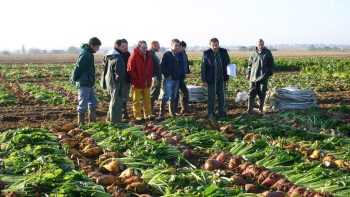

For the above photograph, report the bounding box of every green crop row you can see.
[20,83,70,105]
[0,85,16,107]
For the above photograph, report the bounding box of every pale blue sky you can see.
[1,0,349,50]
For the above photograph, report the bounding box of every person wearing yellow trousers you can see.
[127,41,154,125]
[132,88,152,123]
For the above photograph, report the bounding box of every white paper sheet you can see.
[227,63,237,77]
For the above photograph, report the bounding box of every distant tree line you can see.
[1,44,349,55]
[0,46,81,55]
[307,45,343,51]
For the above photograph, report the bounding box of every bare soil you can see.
[1,87,348,132]
[1,57,349,131]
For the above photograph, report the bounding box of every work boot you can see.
[89,108,96,123]
[122,103,129,119]
[246,97,254,114]
[78,112,86,125]
[158,100,167,120]
[170,101,177,117]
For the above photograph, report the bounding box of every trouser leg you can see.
[257,80,268,112]
[142,88,152,119]
[248,82,259,113]
[109,87,123,124]
[169,80,179,117]
[78,112,86,125]
[217,82,226,117]
[77,86,97,124]
[122,83,130,119]
[132,88,142,120]
[158,99,167,120]
[179,79,189,113]
[207,82,216,117]
[150,76,162,112]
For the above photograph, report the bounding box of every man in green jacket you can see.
[246,39,275,114]
[103,40,126,124]
[71,37,101,125]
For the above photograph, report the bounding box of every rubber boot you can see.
[158,100,167,120]
[170,101,177,117]
[78,112,86,125]
[89,109,96,123]
[151,98,156,114]
[247,97,254,114]
[259,97,265,114]
[106,111,110,122]
[181,97,189,114]
[174,100,179,114]
[122,103,129,119]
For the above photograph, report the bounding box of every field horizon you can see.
[1,51,350,64]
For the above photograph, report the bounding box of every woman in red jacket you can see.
[127,40,153,124]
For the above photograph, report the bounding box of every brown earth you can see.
[1,60,349,131]
[1,84,348,132]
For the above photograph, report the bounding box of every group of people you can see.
[71,37,275,125]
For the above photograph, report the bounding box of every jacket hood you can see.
[105,49,120,60]
[106,49,120,56]
[81,43,93,52]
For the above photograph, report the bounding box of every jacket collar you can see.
[208,48,221,56]
[134,47,150,58]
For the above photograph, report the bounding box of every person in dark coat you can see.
[150,41,162,114]
[118,39,131,120]
[102,40,126,124]
[174,40,190,114]
[201,38,230,118]
[159,39,183,119]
